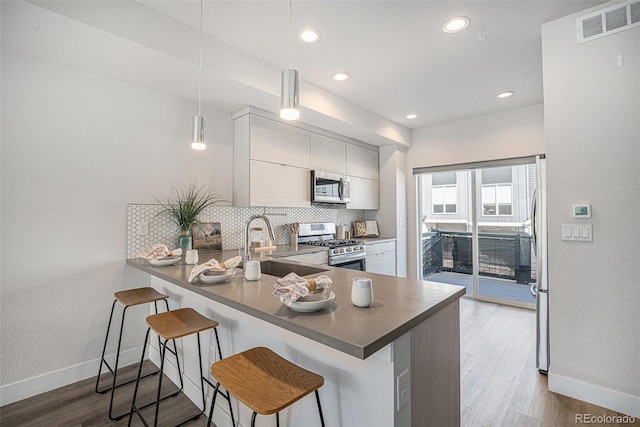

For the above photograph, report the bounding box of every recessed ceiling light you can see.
[442,16,470,33]
[299,29,321,43]
[497,91,515,98]
[331,72,351,81]
[406,114,417,119]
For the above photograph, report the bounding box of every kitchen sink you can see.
[257,260,329,278]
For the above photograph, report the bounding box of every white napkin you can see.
[273,273,333,306]
[140,244,182,260]
[188,256,242,283]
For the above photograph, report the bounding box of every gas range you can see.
[297,223,367,269]
[305,239,366,257]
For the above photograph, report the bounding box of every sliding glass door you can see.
[418,159,537,307]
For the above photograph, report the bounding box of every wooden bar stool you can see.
[207,347,325,427]
[128,308,235,427]
[95,287,170,420]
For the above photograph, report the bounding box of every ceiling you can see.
[7,1,605,145]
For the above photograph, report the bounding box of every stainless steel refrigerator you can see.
[531,155,549,373]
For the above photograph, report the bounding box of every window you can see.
[482,184,512,216]
[432,172,457,214]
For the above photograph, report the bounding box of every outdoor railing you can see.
[422,229,534,284]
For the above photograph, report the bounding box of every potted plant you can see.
[156,180,226,250]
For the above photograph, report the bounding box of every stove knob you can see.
[338,248,344,254]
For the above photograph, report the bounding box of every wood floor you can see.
[458,296,637,427]
[1,297,636,426]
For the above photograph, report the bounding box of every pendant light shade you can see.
[280,69,300,120]
[192,115,206,150]
[191,0,206,150]
[280,0,300,121]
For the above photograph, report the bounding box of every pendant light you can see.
[280,0,300,121]
[191,0,206,150]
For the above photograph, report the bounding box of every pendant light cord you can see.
[288,0,292,69]
[197,0,203,117]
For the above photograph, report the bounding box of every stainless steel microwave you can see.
[311,171,350,205]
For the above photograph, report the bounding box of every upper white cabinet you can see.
[348,176,380,210]
[346,144,379,180]
[234,113,310,207]
[310,133,346,175]
[250,115,310,168]
[233,107,380,209]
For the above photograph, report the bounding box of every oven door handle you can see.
[330,252,366,264]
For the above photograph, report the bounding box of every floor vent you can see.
[576,0,640,43]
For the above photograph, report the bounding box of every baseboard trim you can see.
[0,346,145,407]
[548,373,640,418]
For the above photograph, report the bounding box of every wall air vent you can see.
[576,0,640,44]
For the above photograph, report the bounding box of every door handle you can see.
[530,283,538,297]
[338,178,344,200]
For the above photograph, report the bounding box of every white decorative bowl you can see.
[298,287,328,302]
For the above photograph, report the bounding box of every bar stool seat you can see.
[129,308,234,427]
[208,347,325,427]
[95,287,169,420]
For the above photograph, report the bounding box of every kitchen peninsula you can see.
[127,250,465,426]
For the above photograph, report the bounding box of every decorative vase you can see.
[177,230,193,251]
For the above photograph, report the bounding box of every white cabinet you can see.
[250,115,310,168]
[346,144,379,210]
[234,113,310,207]
[233,107,380,209]
[346,144,379,180]
[310,133,346,175]
[365,241,396,276]
[248,161,309,208]
[277,251,328,266]
[348,176,379,210]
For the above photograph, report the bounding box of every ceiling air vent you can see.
[576,0,640,44]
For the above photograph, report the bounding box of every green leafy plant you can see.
[156,180,227,231]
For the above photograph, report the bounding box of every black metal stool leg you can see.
[315,390,325,427]
[251,412,257,427]
[206,383,221,427]
[276,412,280,427]
[95,299,117,394]
[152,339,171,427]
[128,328,151,426]
[206,328,236,427]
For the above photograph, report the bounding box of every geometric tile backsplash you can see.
[127,203,364,258]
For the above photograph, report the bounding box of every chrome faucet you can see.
[244,214,276,264]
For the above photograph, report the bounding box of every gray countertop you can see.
[126,248,465,359]
[358,237,397,244]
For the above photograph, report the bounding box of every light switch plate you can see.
[562,224,593,241]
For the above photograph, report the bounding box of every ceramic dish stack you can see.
[287,291,335,313]
[199,269,236,284]
[148,256,181,267]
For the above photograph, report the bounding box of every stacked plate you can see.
[148,256,181,267]
[287,291,335,313]
[199,269,236,284]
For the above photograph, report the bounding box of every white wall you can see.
[542,4,640,417]
[405,104,545,278]
[0,49,234,404]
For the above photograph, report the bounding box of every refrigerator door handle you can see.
[531,186,537,253]
[530,283,538,297]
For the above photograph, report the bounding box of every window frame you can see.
[481,183,513,217]
[432,184,457,215]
